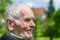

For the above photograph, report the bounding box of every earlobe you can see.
[8,26,13,31]
[8,23,14,31]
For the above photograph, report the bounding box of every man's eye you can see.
[24,19,31,22]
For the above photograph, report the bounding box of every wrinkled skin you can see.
[7,5,35,39]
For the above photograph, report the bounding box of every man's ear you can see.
[7,19,14,31]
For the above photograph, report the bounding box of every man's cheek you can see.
[20,22,25,27]
[22,23,28,27]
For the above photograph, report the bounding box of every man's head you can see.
[5,3,35,39]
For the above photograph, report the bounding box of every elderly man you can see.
[0,3,35,40]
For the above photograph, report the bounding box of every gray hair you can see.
[5,3,25,25]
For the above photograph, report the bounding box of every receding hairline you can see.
[5,3,35,26]
[5,3,30,19]
[5,3,33,25]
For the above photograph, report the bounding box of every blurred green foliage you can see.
[0,0,12,36]
[0,0,12,18]
[33,9,60,40]
[42,9,60,40]
[47,0,55,18]
[0,0,60,40]
[52,9,60,37]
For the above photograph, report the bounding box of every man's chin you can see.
[20,31,32,39]
[24,32,32,39]
[27,33,32,38]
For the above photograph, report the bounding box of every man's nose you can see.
[30,20,35,27]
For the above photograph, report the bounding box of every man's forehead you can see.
[21,12,34,19]
[20,7,34,19]
[24,14,34,19]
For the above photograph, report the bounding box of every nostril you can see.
[30,23,35,28]
[30,26,35,28]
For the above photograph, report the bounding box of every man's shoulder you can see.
[0,33,14,40]
[0,32,24,40]
[0,38,1,40]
